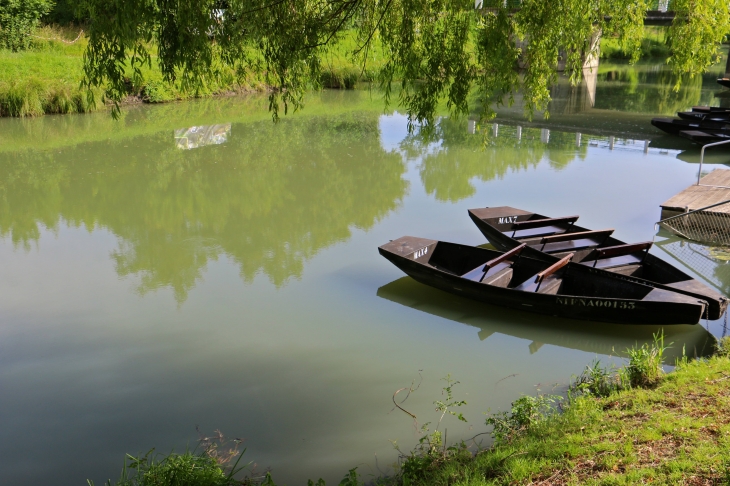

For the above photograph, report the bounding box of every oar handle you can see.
[483,243,527,270]
[534,254,573,284]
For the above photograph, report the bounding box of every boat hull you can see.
[651,117,729,136]
[379,242,704,325]
[468,207,728,319]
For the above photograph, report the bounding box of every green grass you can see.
[601,27,671,61]
[0,25,386,117]
[387,336,730,486]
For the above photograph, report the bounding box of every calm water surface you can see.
[1,59,730,485]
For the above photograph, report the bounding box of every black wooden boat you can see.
[718,78,730,89]
[651,117,730,136]
[468,206,728,319]
[679,130,730,145]
[677,107,730,122]
[677,112,730,122]
[379,236,706,324]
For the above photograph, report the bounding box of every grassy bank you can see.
[99,336,730,486]
[0,25,382,117]
[600,27,671,61]
[398,337,730,485]
[1,24,676,119]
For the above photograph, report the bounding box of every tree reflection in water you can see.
[0,112,409,302]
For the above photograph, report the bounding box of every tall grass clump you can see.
[0,79,100,116]
[622,331,668,387]
[571,331,669,397]
[0,79,45,116]
[319,68,359,89]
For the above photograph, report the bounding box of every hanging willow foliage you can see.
[78,0,730,123]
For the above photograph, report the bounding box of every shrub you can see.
[0,0,54,51]
[43,0,89,25]
[485,394,562,444]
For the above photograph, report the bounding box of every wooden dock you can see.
[660,169,730,219]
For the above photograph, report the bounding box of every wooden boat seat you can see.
[532,229,614,254]
[513,225,567,239]
[580,254,642,269]
[510,216,578,239]
[539,237,607,253]
[579,242,652,270]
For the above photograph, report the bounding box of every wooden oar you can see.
[478,243,526,283]
[534,253,573,292]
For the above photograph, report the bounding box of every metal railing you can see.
[697,138,730,186]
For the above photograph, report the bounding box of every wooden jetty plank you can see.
[697,169,730,187]
[660,169,730,217]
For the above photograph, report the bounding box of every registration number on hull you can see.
[556,297,636,309]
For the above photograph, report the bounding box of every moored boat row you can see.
[379,207,728,325]
[651,102,730,145]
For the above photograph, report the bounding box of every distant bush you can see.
[43,0,89,26]
[0,0,54,51]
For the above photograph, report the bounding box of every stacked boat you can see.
[379,206,728,325]
[651,106,730,145]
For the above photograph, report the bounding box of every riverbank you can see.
[1,24,679,119]
[0,25,379,117]
[401,338,730,485]
[102,337,730,486]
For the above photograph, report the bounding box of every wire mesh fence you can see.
[655,236,730,336]
[658,200,730,247]
[655,236,730,296]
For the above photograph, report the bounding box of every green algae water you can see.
[1,59,730,485]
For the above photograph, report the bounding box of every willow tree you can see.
[80,0,730,124]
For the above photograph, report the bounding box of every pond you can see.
[1,58,730,485]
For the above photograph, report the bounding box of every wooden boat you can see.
[718,78,730,89]
[379,236,706,324]
[679,130,730,145]
[677,108,730,122]
[651,117,730,136]
[468,206,728,319]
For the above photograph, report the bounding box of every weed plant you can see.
[485,394,563,444]
[716,335,730,357]
[91,430,260,486]
[572,331,669,398]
